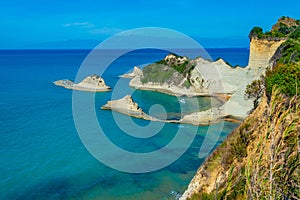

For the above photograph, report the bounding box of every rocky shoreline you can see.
[101,95,242,126]
[53,74,111,92]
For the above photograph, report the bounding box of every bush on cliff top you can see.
[265,63,300,97]
[249,17,299,40]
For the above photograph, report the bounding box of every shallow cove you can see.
[0,49,247,199]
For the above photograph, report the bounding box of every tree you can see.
[249,27,264,40]
[245,77,265,109]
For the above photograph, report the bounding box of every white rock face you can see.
[180,108,224,125]
[190,59,247,95]
[53,74,111,92]
[129,77,202,97]
[248,38,286,70]
[164,54,188,64]
[101,95,157,120]
[119,66,142,78]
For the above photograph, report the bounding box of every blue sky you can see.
[0,0,299,48]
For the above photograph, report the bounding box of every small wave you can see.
[179,98,186,104]
[170,190,182,199]
[177,124,185,128]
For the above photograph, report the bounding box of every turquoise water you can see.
[0,49,247,199]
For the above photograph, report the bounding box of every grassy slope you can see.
[188,89,300,200]
[140,54,194,88]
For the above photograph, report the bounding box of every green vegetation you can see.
[275,39,300,64]
[249,17,299,40]
[265,18,300,97]
[182,80,192,88]
[141,64,175,84]
[244,77,265,109]
[247,17,300,98]
[248,27,264,39]
[289,26,300,39]
[265,63,300,97]
[249,26,286,40]
[188,191,226,200]
[155,54,195,76]
[141,54,195,88]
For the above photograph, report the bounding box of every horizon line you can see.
[0,47,250,51]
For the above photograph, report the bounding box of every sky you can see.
[0,0,299,48]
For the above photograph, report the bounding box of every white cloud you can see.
[64,22,95,28]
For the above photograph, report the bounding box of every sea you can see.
[0,48,249,200]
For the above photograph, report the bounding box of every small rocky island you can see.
[101,95,157,121]
[53,74,111,92]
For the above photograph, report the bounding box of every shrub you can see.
[265,63,300,97]
[249,27,264,39]
[245,77,265,109]
[289,26,300,39]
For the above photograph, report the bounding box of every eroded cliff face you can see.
[221,38,285,118]
[248,38,285,71]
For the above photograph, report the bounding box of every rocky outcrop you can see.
[101,95,156,120]
[129,78,202,97]
[53,74,111,92]
[180,108,224,125]
[119,66,142,78]
[221,38,285,118]
[101,95,238,125]
[248,38,285,71]
[271,16,299,31]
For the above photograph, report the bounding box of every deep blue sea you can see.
[0,48,248,200]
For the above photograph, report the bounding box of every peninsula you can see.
[53,74,111,92]
[121,36,284,121]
